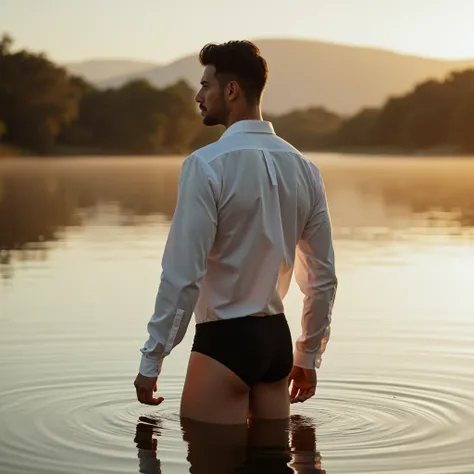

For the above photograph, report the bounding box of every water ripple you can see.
[293,377,474,473]
[0,374,183,474]
[0,372,473,473]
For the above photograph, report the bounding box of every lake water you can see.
[1,154,474,474]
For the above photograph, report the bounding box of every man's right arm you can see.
[293,168,337,371]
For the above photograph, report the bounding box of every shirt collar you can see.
[219,120,275,140]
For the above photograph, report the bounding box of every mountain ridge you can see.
[63,59,159,83]
[64,38,474,114]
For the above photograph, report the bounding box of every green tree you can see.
[450,94,474,152]
[0,33,13,56]
[61,78,204,154]
[270,107,342,150]
[159,80,202,153]
[372,70,474,151]
[0,35,80,154]
[396,80,450,149]
[190,125,223,150]
[335,108,379,147]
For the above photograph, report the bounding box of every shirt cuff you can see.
[293,350,322,370]
[139,354,163,378]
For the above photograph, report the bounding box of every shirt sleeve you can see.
[293,168,337,370]
[139,154,218,377]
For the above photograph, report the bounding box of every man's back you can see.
[192,120,325,323]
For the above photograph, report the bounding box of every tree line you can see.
[333,70,474,152]
[1,33,474,156]
[0,34,218,155]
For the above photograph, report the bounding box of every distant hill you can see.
[63,59,158,83]
[69,39,474,114]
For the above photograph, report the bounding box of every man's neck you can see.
[225,107,262,129]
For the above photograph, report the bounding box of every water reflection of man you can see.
[134,40,337,423]
[134,415,325,474]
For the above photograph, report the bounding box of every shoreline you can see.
[1,143,472,159]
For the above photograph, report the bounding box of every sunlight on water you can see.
[1,154,473,474]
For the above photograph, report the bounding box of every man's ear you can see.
[226,80,240,102]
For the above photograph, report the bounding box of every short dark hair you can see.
[199,40,268,105]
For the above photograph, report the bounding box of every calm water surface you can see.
[1,154,474,474]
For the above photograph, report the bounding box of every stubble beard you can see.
[203,94,229,127]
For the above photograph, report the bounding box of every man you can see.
[134,40,337,425]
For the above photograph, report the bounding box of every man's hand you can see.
[134,373,164,405]
[288,366,317,403]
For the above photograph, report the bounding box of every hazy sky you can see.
[1,0,474,64]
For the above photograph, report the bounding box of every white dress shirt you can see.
[139,120,337,378]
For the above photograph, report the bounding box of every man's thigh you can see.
[180,351,250,424]
[248,377,291,420]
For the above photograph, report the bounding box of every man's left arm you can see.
[135,154,218,403]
